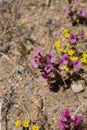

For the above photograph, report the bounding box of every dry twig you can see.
[0,97,3,130]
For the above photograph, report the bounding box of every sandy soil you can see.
[0,0,87,129]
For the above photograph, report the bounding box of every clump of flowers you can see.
[63,28,87,48]
[15,118,40,130]
[15,118,30,129]
[64,28,70,39]
[58,108,84,130]
[66,0,87,26]
[30,50,56,82]
[30,48,83,90]
[34,25,87,90]
[30,27,87,90]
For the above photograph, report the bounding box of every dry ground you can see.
[0,0,87,129]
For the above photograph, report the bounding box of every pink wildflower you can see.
[34,49,42,57]
[58,120,67,130]
[68,34,77,43]
[72,115,84,126]
[39,73,48,81]
[73,60,82,69]
[61,54,69,65]
[46,54,56,63]
[30,58,39,68]
[44,64,53,73]
[79,10,86,17]
[60,109,71,119]
[65,7,72,14]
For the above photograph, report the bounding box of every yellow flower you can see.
[64,66,69,71]
[62,50,67,53]
[76,19,79,23]
[23,121,29,128]
[82,53,87,58]
[54,40,61,47]
[66,42,70,47]
[85,61,87,64]
[64,33,70,38]
[80,58,86,63]
[63,28,69,33]
[15,120,21,127]
[32,125,39,130]
[57,49,62,53]
[70,56,78,61]
[68,49,74,56]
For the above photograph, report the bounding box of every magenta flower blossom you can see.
[68,34,77,43]
[44,64,53,73]
[79,10,86,17]
[46,54,56,63]
[58,120,67,130]
[72,115,84,126]
[34,49,42,57]
[61,54,69,65]
[65,7,72,14]
[73,60,82,69]
[58,108,84,130]
[30,58,39,69]
[39,73,48,81]
[60,109,70,119]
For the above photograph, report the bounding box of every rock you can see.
[71,81,84,93]
[25,83,34,89]
[31,98,43,110]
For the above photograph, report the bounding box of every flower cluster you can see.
[63,28,86,48]
[60,53,82,70]
[56,28,87,68]
[31,48,82,89]
[15,119,30,128]
[58,108,84,130]
[31,49,56,81]
[66,0,87,26]
[66,8,86,18]
[30,25,87,91]
[64,28,70,39]
[54,30,83,71]
[15,118,39,130]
